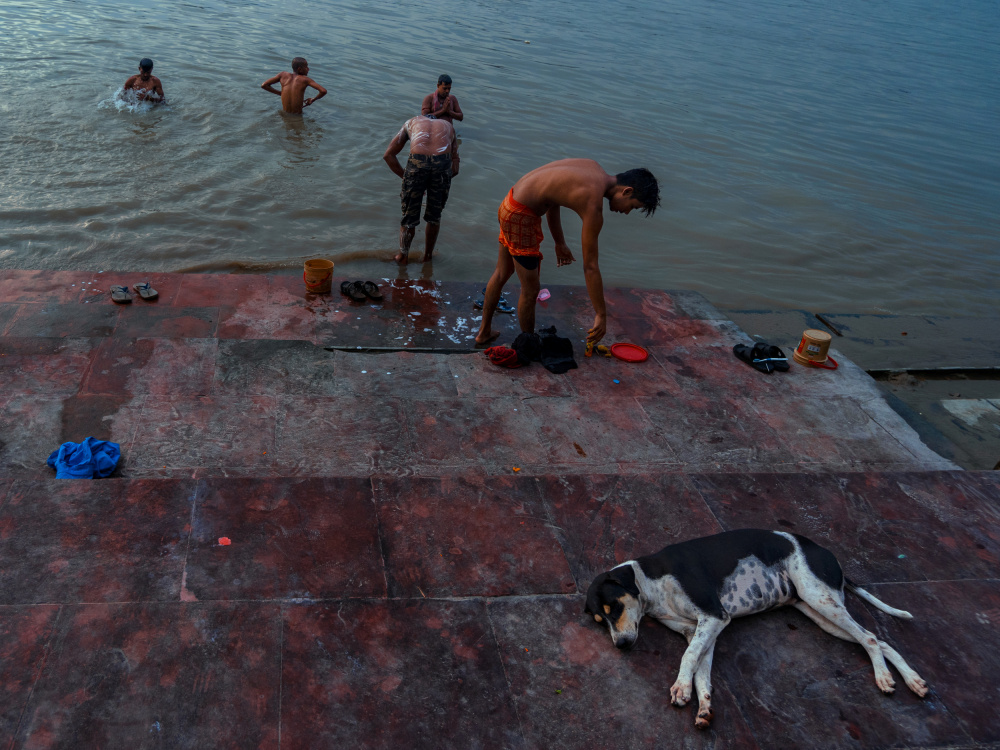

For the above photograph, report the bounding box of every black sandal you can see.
[340,280,367,302]
[759,343,789,372]
[360,281,383,301]
[733,343,773,374]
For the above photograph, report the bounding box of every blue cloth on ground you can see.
[47,437,121,479]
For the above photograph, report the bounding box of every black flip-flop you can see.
[110,285,132,304]
[733,343,773,374]
[132,281,158,300]
[760,343,789,372]
[360,281,383,301]
[340,280,367,302]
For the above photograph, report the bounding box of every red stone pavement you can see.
[1,270,996,749]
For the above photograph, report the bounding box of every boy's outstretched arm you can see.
[303,79,327,107]
[261,74,282,95]
[580,210,607,343]
[546,207,574,267]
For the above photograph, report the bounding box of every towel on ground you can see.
[47,437,121,479]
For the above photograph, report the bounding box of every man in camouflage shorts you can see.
[383,114,460,264]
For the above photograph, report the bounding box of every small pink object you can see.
[537,288,551,301]
[218,537,232,546]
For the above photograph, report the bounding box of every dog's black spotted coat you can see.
[633,529,842,619]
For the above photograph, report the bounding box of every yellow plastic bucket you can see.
[793,329,838,369]
[303,258,334,294]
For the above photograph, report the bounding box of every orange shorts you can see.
[498,189,544,259]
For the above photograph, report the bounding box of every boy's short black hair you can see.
[615,168,661,216]
[292,57,308,72]
[139,58,154,71]
[438,74,452,85]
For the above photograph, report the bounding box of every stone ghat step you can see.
[0,270,713,350]
[1,470,996,607]
[3,472,999,748]
[0,342,957,478]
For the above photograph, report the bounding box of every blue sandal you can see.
[473,288,515,314]
[132,281,158,300]
[110,285,132,304]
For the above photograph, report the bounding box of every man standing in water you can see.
[123,58,165,103]
[475,160,659,346]
[260,58,327,114]
[383,114,460,264]
[421,74,463,124]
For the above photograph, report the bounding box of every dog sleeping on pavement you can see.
[585,529,928,728]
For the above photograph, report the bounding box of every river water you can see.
[1,0,997,316]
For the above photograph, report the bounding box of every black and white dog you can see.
[585,529,928,728]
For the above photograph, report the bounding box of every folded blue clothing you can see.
[47,437,121,479]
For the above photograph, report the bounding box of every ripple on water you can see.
[0,0,997,315]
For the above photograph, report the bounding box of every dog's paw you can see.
[670,681,692,706]
[695,707,714,729]
[906,676,929,697]
[876,674,896,694]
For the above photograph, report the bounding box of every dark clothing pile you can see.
[507,326,578,374]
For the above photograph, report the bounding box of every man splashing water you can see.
[123,58,166,105]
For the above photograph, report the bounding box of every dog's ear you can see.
[609,565,640,597]
[584,572,610,621]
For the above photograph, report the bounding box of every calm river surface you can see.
[1,0,997,316]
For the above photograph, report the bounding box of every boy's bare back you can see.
[261,59,326,114]
[511,159,617,218]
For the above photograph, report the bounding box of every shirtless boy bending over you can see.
[260,58,327,114]
[383,114,460,264]
[124,58,165,103]
[475,159,659,345]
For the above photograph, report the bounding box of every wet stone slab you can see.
[14,602,281,749]
[280,599,523,750]
[81,337,218,397]
[840,471,1000,582]
[5,302,119,339]
[688,472,916,584]
[0,479,195,604]
[0,605,61,742]
[183,477,385,601]
[0,397,67,476]
[488,595,759,749]
[864,580,1000,745]
[710,600,967,749]
[373,474,574,598]
[535,472,722,588]
[0,337,99,396]
[638,394,796,470]
[212,339,341,396]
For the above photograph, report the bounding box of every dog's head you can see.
[584,564,643,649]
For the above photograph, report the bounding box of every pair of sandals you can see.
[110,282,158,303]
[472,287,515,314]
[733,341,789,374]
[340,280,383,302]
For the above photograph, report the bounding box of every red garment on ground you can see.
[485,346,522,368]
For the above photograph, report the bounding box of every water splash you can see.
[98,86,163,115]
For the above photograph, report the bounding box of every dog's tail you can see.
[845,579,913,619]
